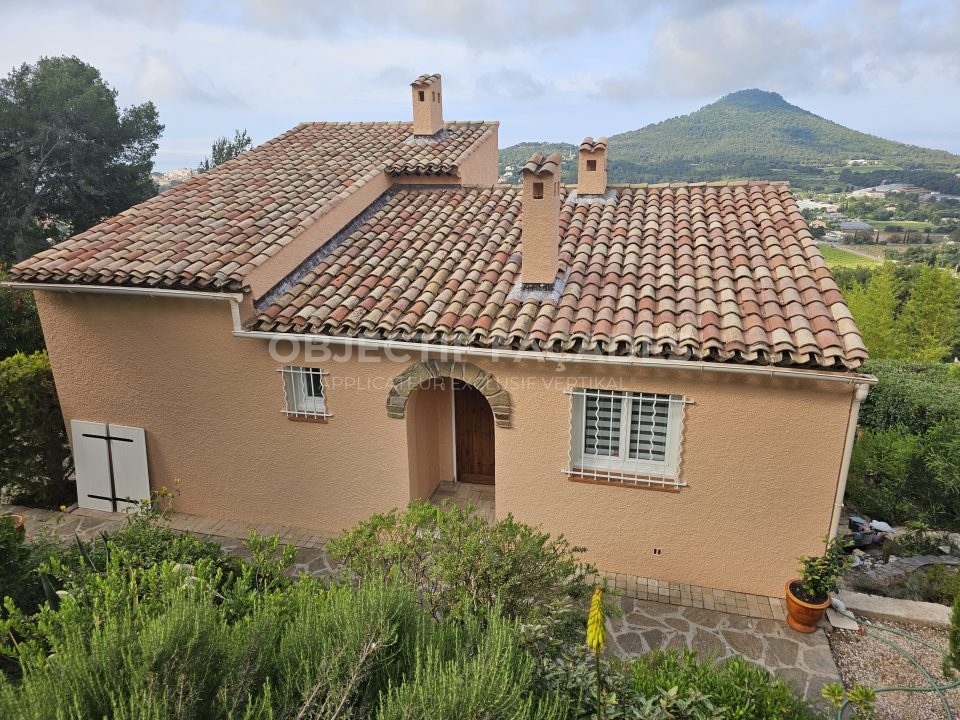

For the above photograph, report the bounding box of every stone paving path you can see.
[429,480,495,523]
[6,502,840,707]
[608,594,841,706]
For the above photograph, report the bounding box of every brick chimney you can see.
[577,136,607,195]
[410,73,443,136]
[521,152,563,287]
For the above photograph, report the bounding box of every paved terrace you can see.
[4,498,839,706]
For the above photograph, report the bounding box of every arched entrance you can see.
[389,361,509,506]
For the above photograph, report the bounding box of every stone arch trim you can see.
[386,360,511,428]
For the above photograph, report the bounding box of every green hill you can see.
[499,89,960,191]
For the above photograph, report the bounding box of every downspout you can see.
[829,381,872,538]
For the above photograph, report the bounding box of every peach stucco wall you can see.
[463,358,854,596]
[406,381,454,500]
[36,291,854,597]
[36,292,413,533]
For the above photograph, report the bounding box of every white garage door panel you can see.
[108,424,150,511]
[72,420,114,512]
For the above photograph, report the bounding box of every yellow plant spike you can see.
[587,586,605,653]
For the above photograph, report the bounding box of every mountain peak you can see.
[498,89,960,190]
[717,89,792,111]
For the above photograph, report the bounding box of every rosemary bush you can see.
[0,502,825,719]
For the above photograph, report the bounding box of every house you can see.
[8,74,874,598]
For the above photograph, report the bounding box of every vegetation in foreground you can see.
[0,503,823,719]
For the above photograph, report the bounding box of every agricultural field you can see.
[818,244,881,269]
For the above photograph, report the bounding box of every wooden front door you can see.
[454,380,495,485]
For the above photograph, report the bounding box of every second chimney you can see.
[577,136,608,195]
[521,152,562,287]
[410,73,443,136]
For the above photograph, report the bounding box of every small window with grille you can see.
[279,367,330,419]
[566,388,688,488]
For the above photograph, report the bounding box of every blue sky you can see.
[2,0,958,172]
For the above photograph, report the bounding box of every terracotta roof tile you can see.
[10,121,496,291]
[579,136,608,152]
[521,152,563,177]
[248,183,867,369]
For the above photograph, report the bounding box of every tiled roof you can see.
[521,152,563,177]
[9,121,496,292]
[411,73,441,87]
[579,137,608,152]
[249,182,868,369]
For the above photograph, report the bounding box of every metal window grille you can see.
[565,388,690,488]
[278,367,331,419]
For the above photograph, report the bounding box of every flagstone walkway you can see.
[5,502,840,706]
[607,595,840,704]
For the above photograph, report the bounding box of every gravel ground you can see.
[829,619,960,720]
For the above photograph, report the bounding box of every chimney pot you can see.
[410,73,444,136]
[577,136,608,195]
[521,152,563,287]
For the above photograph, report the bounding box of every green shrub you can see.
[45,509,238,595]
[0,519,61,614]
[0,351,72,507]
[848,362,960,528]
[632,651,822,720]
[327,500,593,640]
[536,643,822,720]
[920,565,960,606]
[848,420,960,529]
[0,555,568,719]
[0,504,821,720]
[847,427,923,523]
[0,269,43,359]
[890,520,948,558]
[858,360,960,435]
[948,594,960,676]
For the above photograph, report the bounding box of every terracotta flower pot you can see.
[784,579,829,634]
[4,514,25,534]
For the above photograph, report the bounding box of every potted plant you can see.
[785,535,852,633]
[2,513,25,534]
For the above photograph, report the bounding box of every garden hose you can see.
[831,605,957,720]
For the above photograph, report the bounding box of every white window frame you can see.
[565,388,689,488]
[278,366,331,419]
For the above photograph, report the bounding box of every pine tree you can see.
[898,265,960,362]
[845,263,903,359]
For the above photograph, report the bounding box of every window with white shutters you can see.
[567,389,688,488]
[279,367,330,419]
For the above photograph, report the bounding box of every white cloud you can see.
[136,50,244,106]
[0,0,957,167]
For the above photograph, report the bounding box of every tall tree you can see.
[197,129,252,172]
[898,265,960,362]
[846,263,903,359]
[0,56,163,262]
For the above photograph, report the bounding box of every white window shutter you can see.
[108,424,150,510]
[70,420,150,513]
[72,420,114,512]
